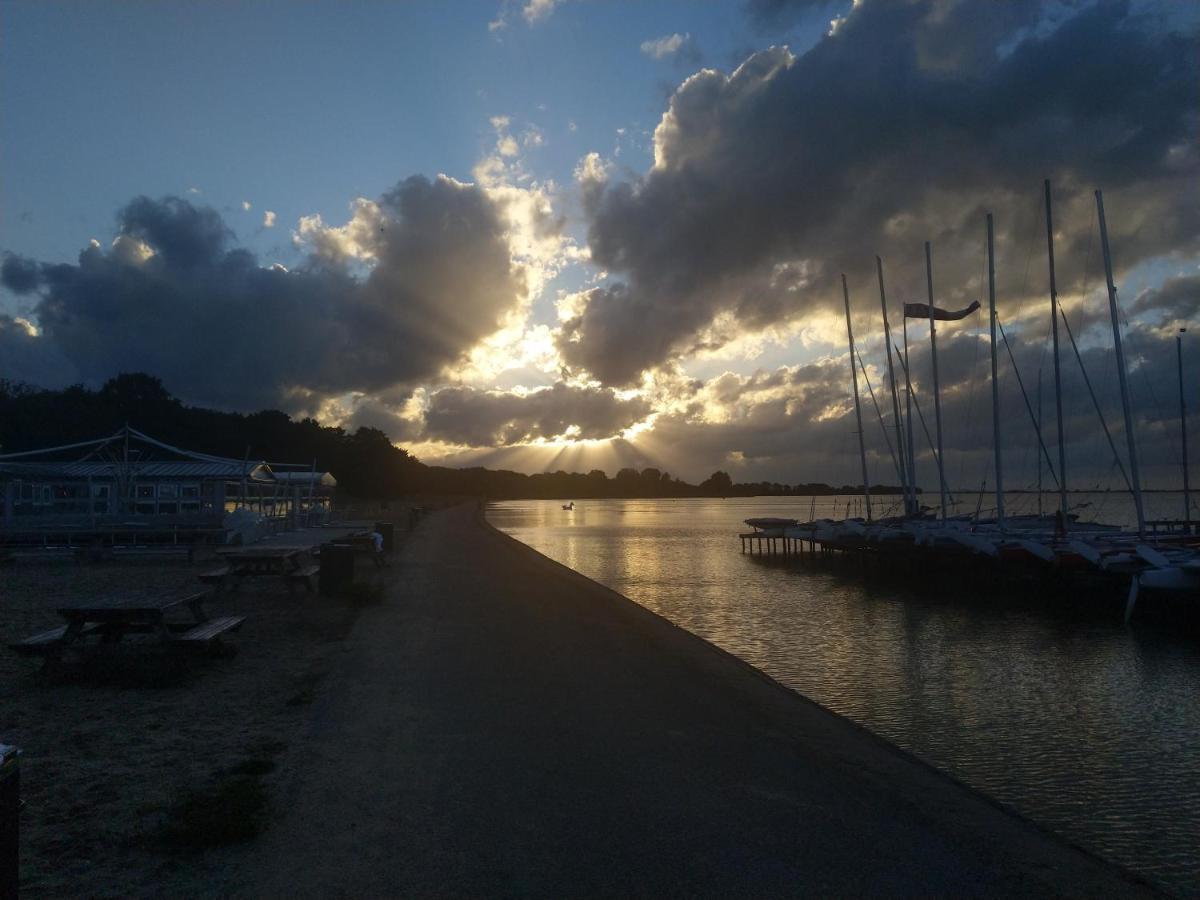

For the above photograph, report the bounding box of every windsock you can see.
[903,299,981,320]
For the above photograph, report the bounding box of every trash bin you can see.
[373,522,395,553]
[318,544,355,596]
[1,743,19,900]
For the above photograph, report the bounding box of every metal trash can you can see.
[318,544,356,596]
[373,522,395,553]
[1,743,19,900]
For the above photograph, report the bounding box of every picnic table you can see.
[210,546,319,592]
[326,531,388,567]
[8,590,244,666]
[216,546,306,575]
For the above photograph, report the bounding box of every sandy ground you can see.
[1,519,397,898]
[231,503,1155,898]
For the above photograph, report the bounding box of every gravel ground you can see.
[1,521,395,898]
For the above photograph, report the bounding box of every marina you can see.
[742,185,1199,619]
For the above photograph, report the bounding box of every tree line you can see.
[0,374,911,500]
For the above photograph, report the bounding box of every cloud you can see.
[640,32,698,63]
[6,180,527,411]
[422,383,651,446]
[624,308,1200,488]
[263,210,277,228]
[1,253,42,294]
[522,0,563,25]
[0,314,76,389]
[561,0,1200,386]
[489,0,566,31]
[1130,272,1200,323]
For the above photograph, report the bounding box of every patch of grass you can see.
[160,774,269,851]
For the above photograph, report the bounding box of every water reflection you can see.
[489,497,1200,896]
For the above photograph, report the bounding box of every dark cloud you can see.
[1130,273,1200,323]
[563,0,1200,385]
[1,254,42,294]
[343,394,424,444]
[6,178,525,411]
[422,383,652,446]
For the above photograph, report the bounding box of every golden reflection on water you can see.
[489,496,1200,895]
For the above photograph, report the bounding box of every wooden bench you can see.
[173,616,246,653]
[198,566,233,592]
[286,564,321,593]
[9,623,101,656]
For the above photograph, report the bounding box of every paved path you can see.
[244,504,1150,897]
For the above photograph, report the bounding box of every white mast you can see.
[987,214,1004,527]
[843,274,872,522]
[1045,180,1069,522]
[876,257,910,516]
[1096,189,1145,537]
[925,242,949,522]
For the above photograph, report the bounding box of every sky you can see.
[2,0,1198,491]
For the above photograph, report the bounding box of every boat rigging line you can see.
[853,344,904,487]
[891,340,955,507]
[996,315,1061,490]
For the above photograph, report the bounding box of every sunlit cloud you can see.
[640,32,696,61]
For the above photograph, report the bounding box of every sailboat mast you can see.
[925,242,949,522]
[1044,180,1069,521]
[1037,370,1044,518]
[876,257,909,516]
[1096,189,1145,537]
[987,214,1004,527]
[843,274,872,522]
[903,315,917,510]
[1179,329,1191,526]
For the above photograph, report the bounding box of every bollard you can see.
[1,743,19,900]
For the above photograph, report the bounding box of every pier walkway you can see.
[242,503,1150,897]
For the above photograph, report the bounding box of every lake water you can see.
[488,496,1200,896]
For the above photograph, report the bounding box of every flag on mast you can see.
[903,299,980,320]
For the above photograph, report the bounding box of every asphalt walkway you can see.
[243,503,1150,897]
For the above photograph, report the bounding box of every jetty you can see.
[239,504,1150,896]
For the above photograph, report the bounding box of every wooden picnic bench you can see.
[199,565,233,592]
[8,590,244,668]
[213,547,323,591]
[11,623,103,654]
[327,531,389,568]
[286,564,321,593]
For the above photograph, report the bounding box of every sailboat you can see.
[747,182,1198,616]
